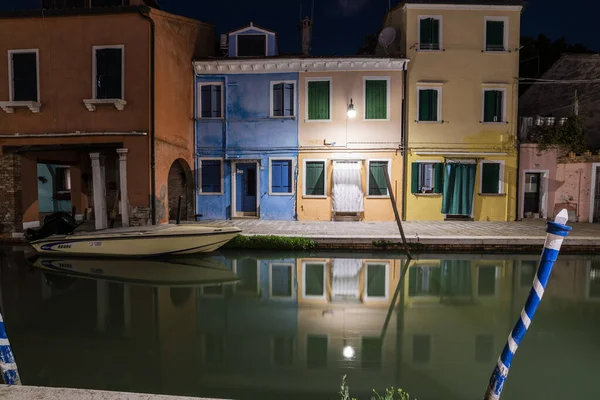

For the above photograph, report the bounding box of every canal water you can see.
[0,247,599,400]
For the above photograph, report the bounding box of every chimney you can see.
[300,17,312,56]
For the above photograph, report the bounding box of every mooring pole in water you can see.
[381,165,412,259]
[484,209,571,400]
[176,196,182,225]
[0,311,21,385]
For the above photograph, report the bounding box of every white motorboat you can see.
[29,224,241,257]
[31,256,240,287]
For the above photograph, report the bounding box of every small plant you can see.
[223,234,317,251]
[340,375,416,400]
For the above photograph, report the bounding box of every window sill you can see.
[483,49,509,53]
[418,48,443,52]
[363,118,390,122]
[0,101,42,114]
[413,193,442,197]
[83,98,127,112]
[302,195,327,199]
[269,192,295,196]
[478,193,506,197]
[269,116,296,120]
[305,119,332,123]
[481,121,507,125]
[198,192,224,196]
[416,120,443,124]
[366,195,390,199]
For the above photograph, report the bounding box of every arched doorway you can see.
[168,159,194,222]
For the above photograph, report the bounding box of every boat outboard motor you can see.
[25,212,80,241]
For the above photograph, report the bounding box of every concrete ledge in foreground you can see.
[0,385,227,400]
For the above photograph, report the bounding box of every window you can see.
[419,16,441,50]
[409,266,441,296]
[413,335,431,363]
[306,79,331,121]
[304,160,326,196]
[54,167,71,192]
[519,260,537,288]
[270,158,293,195]
[483,89,505,123]
[366,263,388,299]
[199,159,222,194]
[272,337,294,367]
[411,162,444,194]
[589,262,600,298]
[306,335,328,368]
[93,46,123,99]
[477,266,497,296]
[270,263,294,298]
[475,335,493,363]
[303,262,325,298]
[417,87,441,122]
[9,50,39,102]
[234,259,259,295]
[485,17,507,52]
[480,161,503,194]
[368,160,390,196]
[237,34,266,57]
[271,82,295,117]
[364,78,389,120]
[199,83,223,119]
[361,337,383,370]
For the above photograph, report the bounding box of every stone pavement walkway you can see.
[198,219,600,251]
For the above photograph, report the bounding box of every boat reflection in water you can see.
[0,251,599,400]
[29,255,240,287]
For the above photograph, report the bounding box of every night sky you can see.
[1,0,598,55]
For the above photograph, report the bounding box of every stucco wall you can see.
[0,11,152,225]
[555,162,593,222]
[152,9,214,223]
[195,72,299,220]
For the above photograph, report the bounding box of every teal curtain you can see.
[441,163,476,215]
[308,81,330,120]
[366,80,387,119]
[441,260,472,297]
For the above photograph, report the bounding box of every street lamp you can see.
[347,98,356,118]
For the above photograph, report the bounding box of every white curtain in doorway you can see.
[332,161,364,212]
[332,258,362,298]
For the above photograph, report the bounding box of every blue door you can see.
[236,163,257,215]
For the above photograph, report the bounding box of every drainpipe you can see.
[401,66,408,221]
[515,140,521,221]
[138,6,157,225]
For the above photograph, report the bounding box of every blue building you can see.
[194,23,298,220]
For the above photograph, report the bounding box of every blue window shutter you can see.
[284,83,294,116]
[273,83,283,116]
[272,160,282,192]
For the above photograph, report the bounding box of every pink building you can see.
[518,54,600,223]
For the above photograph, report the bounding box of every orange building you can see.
[0,0,214,233]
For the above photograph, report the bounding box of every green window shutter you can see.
[411,162,419,194]
[369,161,388,196]
[494,91,503,122]
[420,18,432,48]
[305,161,325,195]
[419,89,438,121]
[308,81,330,120]
[484,91,497,122]
[481,163,501,194]
[486,21,505,51]
[433,163,444,194]
[431,19,440,49]
[366,80,387,120]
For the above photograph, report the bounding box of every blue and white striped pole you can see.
[484,209,571,399]
[0,311,21,385]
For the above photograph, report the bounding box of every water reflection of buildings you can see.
[0,250,599,399]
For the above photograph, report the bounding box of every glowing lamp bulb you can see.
[347,98,356,118]
[343,345,355,359]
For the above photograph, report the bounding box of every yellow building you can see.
[377,1,523,221]
[296,59,409,221]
